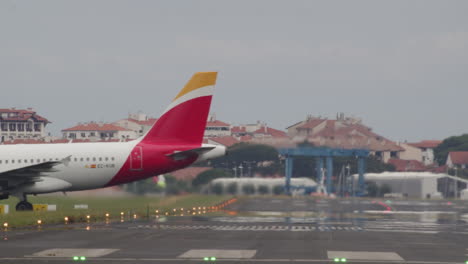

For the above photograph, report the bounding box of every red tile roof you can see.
[62,123,130,132]
[238,135,253,142]
[231,126,247,133]
[208,136,239,147]
[170,167,212,181]
[0,108,50,123]
[253,126,288,138]
[206,120,230,127]
[296,119,325,129]
[388,159,427,172]
[291,118,403,151]
[125,118,158,126]
[2,139,46,145]
[409,140,442,149]
[448,151,468,165]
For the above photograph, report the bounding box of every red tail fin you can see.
[141,72,217,145]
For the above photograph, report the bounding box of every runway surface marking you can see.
[178,249,257,259]
[327,251,404,261]
[30,248,119,257]
[0,257,462,263]
[129,223,462,234]
[132,224,364,232]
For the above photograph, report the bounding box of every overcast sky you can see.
[1,1,467,142]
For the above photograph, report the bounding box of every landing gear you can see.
[15,195,33,211]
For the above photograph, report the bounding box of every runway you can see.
[1,197,468,264]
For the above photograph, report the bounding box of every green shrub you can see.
[242,184,255,195]
[226,182,238,195]
[273,185,284,195]
[211,183,224,195]
[258,185,269,195]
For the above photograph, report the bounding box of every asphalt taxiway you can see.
[1,197,468,264]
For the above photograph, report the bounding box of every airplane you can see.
[0,72,226,211]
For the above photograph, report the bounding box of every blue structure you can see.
[279,147,369,196]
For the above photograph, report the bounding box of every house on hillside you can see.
[206,136,239,148]
[0,108,50,142]
[409,140,442,165]
[287,113,403,162]
[388,158,427,172]
[204,114,231,138]
[62,122,137,141]
[113,112,157,137]
[446,151,468,169]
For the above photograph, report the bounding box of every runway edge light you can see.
[334,257,340,262]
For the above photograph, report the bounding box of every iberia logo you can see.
[85,164,97,168]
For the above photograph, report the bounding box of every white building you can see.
[204,114,231,137]
[408,140,442,165]
[353,172,444,199]
[113,112,158,137]
[0,108,50,142]
[446,151,468,169]
[62,122,137,141]
[210,177,317,195]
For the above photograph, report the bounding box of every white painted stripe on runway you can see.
[31,248,119,257]
[178,249,257,259]
[327,251,404,261]
[3,257,462,263]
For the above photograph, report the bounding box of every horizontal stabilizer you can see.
[166,146,215,161]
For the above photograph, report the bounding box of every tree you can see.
[435,134,468,165]
[211,183,224,195]
[226,182,238,195]
[258,185,269,195]
[242,184,255,195]
[192,169,233,187]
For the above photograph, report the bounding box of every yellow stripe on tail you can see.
[173,72,217,101]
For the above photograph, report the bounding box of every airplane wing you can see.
[0,156,71,184]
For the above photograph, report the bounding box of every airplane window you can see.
[93,157,96,162]
[86,157,90,161]
[24,159,27,163]
[56,158,59,161]
[111,157,115,161]
[105,157,109,161]
[37,159,40,163]
[80,158,84,162]
[99,157,102,161]
[5,160,8,164]
[49,158,52,161]
[43,159,46,162]
[30,159,33,163]
[12,160,14,164]
[0,160,2,164]
[18,160,21,163]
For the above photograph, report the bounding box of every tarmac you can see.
[1,197,468,264]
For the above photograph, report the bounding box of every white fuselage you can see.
[0,140,138,192]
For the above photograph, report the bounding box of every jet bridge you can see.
[279,147,370,196]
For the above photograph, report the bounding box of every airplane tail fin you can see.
[141,72,217,145]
